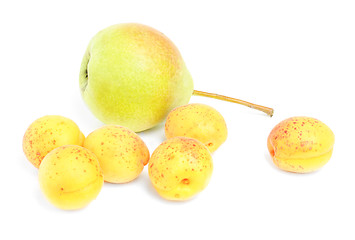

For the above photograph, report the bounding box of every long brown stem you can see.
[193,90,274,117]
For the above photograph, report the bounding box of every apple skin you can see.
[267,116,335,173]
[148,137,213,201]
[80,23,194,132]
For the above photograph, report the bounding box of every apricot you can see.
[165,103,227,152]
[38,145,103,210]
[149,137,213,201]
[267,116,335,173]
[83,125,150,183]
[23,115,85,168]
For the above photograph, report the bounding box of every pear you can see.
[80,23,193,132]
[80,23,273,132]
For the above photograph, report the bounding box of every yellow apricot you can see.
[165,103,227,152]
[38,145,103,210]
[267,116,335,173]
[23,115,85,168]
[83,125,150,183]
[149,137,213,201]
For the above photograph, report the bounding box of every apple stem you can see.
[192,90,274,117]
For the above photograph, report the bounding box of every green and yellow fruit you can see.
[80,23,193,132]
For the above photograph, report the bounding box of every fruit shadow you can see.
[137,122,167,153]
[134,170,164,200]
[17,154,38,177]
[18,154,86,213]
[33,187,82,213]
[264,151,278,170]
[138,122,166,140]
[70,93,104,132]
[120,169,192,205]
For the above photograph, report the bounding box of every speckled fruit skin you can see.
[23,115,85,168]
[165,103,227,152]
[148,137,213,201]
[267,117,335,173]
[38,145,103,210]
[83,125,150,183]
[80,23,194,132]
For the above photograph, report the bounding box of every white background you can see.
[1,0,354,239]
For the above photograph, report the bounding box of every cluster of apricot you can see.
[23,103,335,210]
[23,104,228,210]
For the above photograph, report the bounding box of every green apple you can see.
[79,23,194,132]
